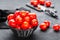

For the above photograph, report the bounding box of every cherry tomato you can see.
[53,24,59,31]
[40,23,47,31]
[31,19,38,27]
[8,19,17,28]
[31,0,39,7]
[16,25,21,30]
[21,21,30,30]
[45,1,51,7]
[28,13,37,20]
[15,15,23,25]
[28,25,32,29]
[44,20,50,27]
[20,10,28,17]
[24,16,31,23]
[7,14,14,21]
[14,11,21,17]
[39,0,45,5]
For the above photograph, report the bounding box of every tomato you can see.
[31,19,38,27]
[8,19,17,28]
[28,25,32,29]
[15,15,23,25]
[28,13,37,20]
[45,1,51,7]
[16,25,21,30]
[39,0,45,5]
[44,20,50,27]
[40,23,47,31]
[31,0,39,7]
[7,14,14,21]
[21,21,30,30]
[14,11,20,17]
[20,10,28,17]
[53,24,59,31]
[24,16,31,23]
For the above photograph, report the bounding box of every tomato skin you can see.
[40,23,47,31]
[53,24,59,31]
[39,0,45,5]
[31,0,39,7]
[20,10,28,17]
[45,1,51,7]
[28,13,37,20]
[24,16,31,23]
[21,21,30,30]
[31,19,38,27]
[15,15,23,25]
[14,11,20,17]
[44,20,50,27]
[7,14,14,21]
[16,25,21,30]
[8,19,17,28]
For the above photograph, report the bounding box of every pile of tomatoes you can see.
[30,0,51,7]
[7,10,38,30]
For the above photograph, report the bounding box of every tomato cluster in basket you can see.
[30,0,51,7]
[7,10,38,30]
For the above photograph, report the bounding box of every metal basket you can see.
[10,26,37,37]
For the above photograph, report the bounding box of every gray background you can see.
[0,0,60,40]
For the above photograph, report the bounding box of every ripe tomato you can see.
[28,25,32,29]
[39,0,45,5]
[24,16,31,23]
[31,19,38,27]
[20,10,28,17]
[45,1,51,7]
[21,21,30,30]
[28,13,37,20]
[15,15,23,25]
[40,23,47,31]
[7,14,14,21]
[31,0,39,7]
[53,24,59,31]
[8,19,17,28]
[16,25,21,30]
[44,20,50,27]
[14,11,20,17]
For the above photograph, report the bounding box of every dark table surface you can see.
[0,0,60,40]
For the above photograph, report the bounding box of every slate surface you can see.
[0,0,60,40]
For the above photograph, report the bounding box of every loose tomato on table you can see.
[40,23,47,31]
[44,20,50,27]
[45,1,51,7]
[53,24,60,31]
[7,14,14,21]
[30,0,39,7]
[38,0,45,5]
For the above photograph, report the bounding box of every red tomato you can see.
[28,25,32,29]
[8,19,17,28]
[31,0,39,7]
[20,10,28,17]
[15,15,23,25]
[16,25,21,30]
[7,14,14,20]
[53,24,59,31]
[45,1,51,7]
[39,0,45,5]
[14,11,20,17]
[28,13,37,20]
[24,16,31,23]
[44,20,50,27]
[40,23,47,31]
[31,19,38,27]
[21,21,30,30]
